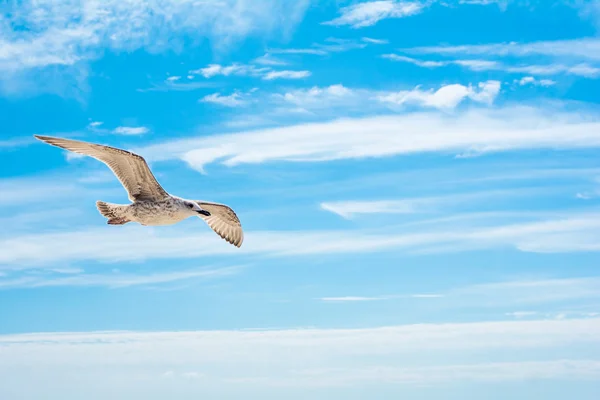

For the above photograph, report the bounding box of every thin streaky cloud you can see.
[384,54,600,78]
[112,126,149,135]
[320,294,443,302]
[376,80,501,109]
[517,76,556,87]
[270,81,501,116]
[3,211,600,266]
[320,276,600,308]
[0,267,240,289]
[137,106,600,170]
[0,136,35,150]
[0,0,313,73]
[253,53,288,66]
[137,80,218,92]
[323,1,425,28]
[403,37,600,61]
[320,187,544,219]
[190,63,266,78]
[201,92,248,107]
[262,70,311,80]
[268,48,329,56]
[362,37,389,44]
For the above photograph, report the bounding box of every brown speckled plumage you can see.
[34,135,244,248]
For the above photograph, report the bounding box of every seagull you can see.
[34,135,243,248]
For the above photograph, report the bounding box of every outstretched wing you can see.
[196,201,243,248]
[35,135,169,202]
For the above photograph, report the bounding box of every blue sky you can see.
[1,0,600,398]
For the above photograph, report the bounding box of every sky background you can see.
[1,0,600,399]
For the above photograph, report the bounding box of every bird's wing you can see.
[34,135,169,202]
[195,201,243,248]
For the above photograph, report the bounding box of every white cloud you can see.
[268,48,329,56]
[384,54,600,78]
[449,277,600,307]
[138,80,217,92]
[312,38,368,52]
[321,296,388,302]
[0,0,312,96]
[275,84,356,109]
[166,76,181,82]
[253,53,288,66]
[201,92,248,107]
[377,80,501,109]
[189,63,310,81]
[140,105,600,170]
[113,126,149,135]
[323,1,425,28]
[578,0,600,28]
[0,176,80,207]
[404,37,600,61]
[320,294,442,302]
[517,76,556,86]
[0,137,35,150]
[382,53,447,67]
[269,82,499,116]
[0,267,239,289]
[190,63,265,78]
[1,318,600,398]
[0,0,312,73]
[362,37,389,44]
[506,311,539,318]
[3,211,600,267]
[262,70,311,80]
[322,276,600,310]
[268,37,383,58]
[88,121,103,128]
[320,188,527,219]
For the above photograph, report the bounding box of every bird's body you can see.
[34,135,244,247]
[97,197,196,226]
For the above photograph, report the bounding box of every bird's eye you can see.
[187,203,194,209]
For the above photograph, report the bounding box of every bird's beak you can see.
[197,210,211,217]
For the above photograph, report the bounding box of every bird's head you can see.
[183,200,211,217]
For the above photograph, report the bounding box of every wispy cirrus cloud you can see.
[263,70,311,80]
[0,0,311,73]
[268,48,329,56]
[320,294,442,302]
[0,267,240,289]
[320,188,535,219]
[270,81,500,116]
[377,80,501,109]
[190,63,267,79]
[383,54,600,78]
[267,36,386,58]
[0,136,35,150]
[362,37,389,44]
[112,126,149,135]
[0,0,312,97]
[1,318,600,398]
[189,63,310,81]
[253,53,288,66]
[323,1,425,28]
[516,76,556,87]
[403,37,600,61]
[137,105,600,170]
[3,211,600,268]
[319,276,600,308]
[201,92,249,107]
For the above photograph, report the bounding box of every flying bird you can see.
[34,135,243,248]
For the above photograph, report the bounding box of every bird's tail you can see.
[96,201,129,225]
